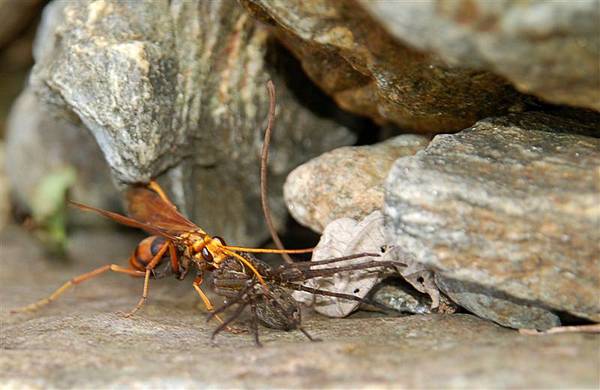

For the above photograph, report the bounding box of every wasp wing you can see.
[70,201,178,240]
[126,186,205,236]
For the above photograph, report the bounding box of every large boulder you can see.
[241,0,524,133]
[360,0,600,111]
[284,135,428,232]
[14,0,353,245]
[385,112,600,326]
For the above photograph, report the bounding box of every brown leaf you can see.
[293,211,393,317]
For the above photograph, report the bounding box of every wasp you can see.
[12,81,405,344]
[11,179,399,343]
[11,81,313,322]
[10,180,313,323]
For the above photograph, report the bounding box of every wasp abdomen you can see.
[129,236,172,278]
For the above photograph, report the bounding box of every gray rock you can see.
[360,0,600,111]
[369,278,457,315]
[385,112,600,325]
[285,135,428,232]
[1,226,598,388]
[436,276,560,330]
[0,142,8,229]
[241,0,524,133]
[26,0,353,245]
[5,89,119,223]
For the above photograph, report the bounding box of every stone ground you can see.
[1,226,598,388]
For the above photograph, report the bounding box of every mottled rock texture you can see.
[6,89,119,219]
[436,276,560,330]
[369,278,456,315]
[1,227,598,388]
[385,112,600,325]
[285,135,428,233]
[361,0,600,111]
[241,0,523,133]
[0,142,8,229]
[22,0,352,245]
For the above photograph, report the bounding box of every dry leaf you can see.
[382,246,441,309]
[293,210,446,317]
[292,210,396,317]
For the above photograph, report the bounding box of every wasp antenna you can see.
[221,248,269,288]
[223,245,313,255]
[260,81,295,264]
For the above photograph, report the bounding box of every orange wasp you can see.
[11,82,312,321]
[12,181,311,319]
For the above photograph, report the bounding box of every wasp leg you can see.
[167,241,183,278]
[121,240,171,318]
[11,265,145,313]
[204,281,251,335]
[211,302,248,341]
[250,303,262,347]
[193,275,219,312]
[193,276,228,327]
[288,283,395,313]
[148,180,176,208]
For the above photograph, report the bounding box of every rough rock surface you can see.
[1,227,598,388]
[385,112,600,325]
[436,276,560,330]
[369,278,456,315]
[26,0,352,245]
[360,0,600,111]
[6,89,119,220]
[285,135,428,233]
[241,0,523,133]
[0,142,8,229]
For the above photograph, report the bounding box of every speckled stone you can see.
[285,135,428,233]
[0,142,9,229]
[360,0,600,111]
[385,112,600,324]
[241,0,524,133]
[5,89,119,220]
[21,0,354,246]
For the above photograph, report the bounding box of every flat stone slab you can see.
[1,227,598,388]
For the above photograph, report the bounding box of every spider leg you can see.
[287,283,366,302]
[277,252,382,270]
[211,302,248,341]
[250,303,262,347]
[287,283,395,313]
[297,260,405,281]
[207,282,253,323]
